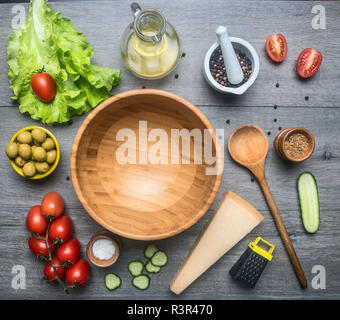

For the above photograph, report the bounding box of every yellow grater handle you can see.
[250,237,275,260]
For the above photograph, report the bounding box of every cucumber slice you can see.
[144,244,158,259]
[132,274,150,290]
[105,273,121,291]
[298,172,320,233]
[128,260,144,276]
[151,250,168,267]
[145,261,161,273]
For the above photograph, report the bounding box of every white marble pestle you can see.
[215,26,244,85]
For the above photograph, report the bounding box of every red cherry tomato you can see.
[297,48,323,78]
[66,259,90,287]
[266,34,288,63]
[31,72,56,102]
[44,256,65,282]
[57,238,80,264]
[41,192,64,218]
[49,215,72,243]
[28,235,55,259]
[26,205,48,234]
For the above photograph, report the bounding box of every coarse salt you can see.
[92,238,116,260]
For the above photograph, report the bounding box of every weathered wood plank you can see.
[0,105,339,299]
[0,1,339,108]
[1,206,339,300]
[1,105,339,212]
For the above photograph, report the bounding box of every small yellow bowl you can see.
[8,126,60,179]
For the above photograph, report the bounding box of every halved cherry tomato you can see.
[31,72,56,102]
[28,235,55,259]
[297,48,323,78]
[26,205,48,234]
[57,238,80,264]
[41,192,64,219]
[266,34,288,63]
[49,215,73,243]
[65,259,90,287]
[44,256,65,282]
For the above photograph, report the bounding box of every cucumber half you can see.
[128,260,144,276]
[298,172,320,233]
[145,261,161,273]
[105,273,121,291]
[151,250,168,267]
[132,274,150,290]
[144,244,158,259]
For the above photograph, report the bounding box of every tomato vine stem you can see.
[43,217,69,294]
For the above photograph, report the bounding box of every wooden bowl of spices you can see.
[203,37,259,95]
[274,128,315,162]
[86,230,120,267]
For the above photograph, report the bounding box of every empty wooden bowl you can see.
[71,89,222,240]
[86,230,120,267]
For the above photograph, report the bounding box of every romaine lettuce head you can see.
[7,0,121,124]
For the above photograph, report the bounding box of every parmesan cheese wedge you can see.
[170,191,264,295]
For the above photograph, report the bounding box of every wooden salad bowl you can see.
[71,89,222,240]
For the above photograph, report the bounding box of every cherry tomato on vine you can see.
[65,259,90,287]
[297,48,323,78]
[266,34,287,63]
[49,215,73,243]
[44,256,65,282]
[31,72,56,102]
[57,238,80,264]
[28,235,55,259]
[26,205,48,234]
[41,192,64,218]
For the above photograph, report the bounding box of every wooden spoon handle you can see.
[254,169,307,288]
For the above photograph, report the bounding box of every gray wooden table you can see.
[0,0,339,300]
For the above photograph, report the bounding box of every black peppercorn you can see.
[209,46,252,88]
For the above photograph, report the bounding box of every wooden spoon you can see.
[228,124,307,288]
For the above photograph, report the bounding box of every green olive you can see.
[5,143,18,159]
[18,144,32,161]
[33,147,47,162]
[14,156,26,167]
[31,146,37,160]
[35,162,50,174]
[17,131,32,144]
[46,150,57,164]
[42,138,55,151]
[23,162,36,177]
[31,128,46,144]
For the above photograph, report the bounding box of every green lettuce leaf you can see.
[7,0,121,124]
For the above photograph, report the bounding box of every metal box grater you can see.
[229,237,275,288]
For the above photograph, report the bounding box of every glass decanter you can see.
[121,3,181,79]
